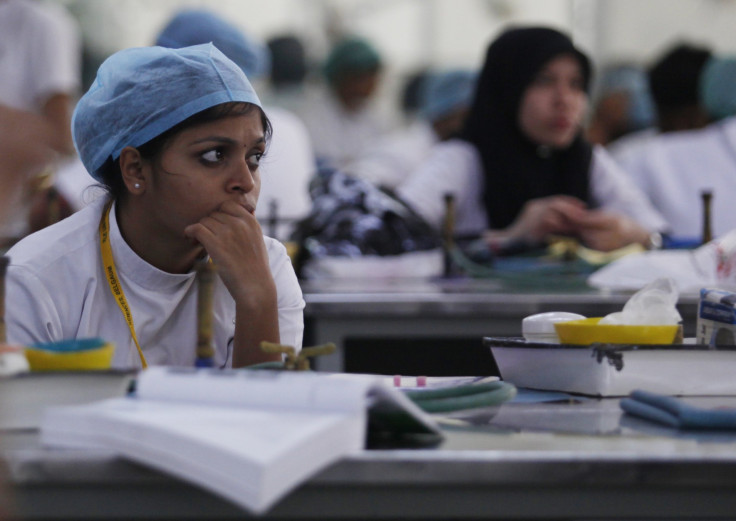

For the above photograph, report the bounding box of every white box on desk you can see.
[485,337,736,397]
[697,288,736,346]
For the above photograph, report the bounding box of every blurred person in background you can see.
[298,36,390,170]
[608,42,712,165]
[0,0,81,248]
[262,34,311,116]
[397,26,668,253]
[398,68,431,125]
[586,63,656,146]
[612,56,736,241]
[345,69,477,190]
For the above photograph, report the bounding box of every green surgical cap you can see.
[72,43,262,181]
[323,37,382,84]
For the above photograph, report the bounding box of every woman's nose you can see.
[229,158,256,193]
[555,82,579,106]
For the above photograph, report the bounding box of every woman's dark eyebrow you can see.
[188,135,266,146]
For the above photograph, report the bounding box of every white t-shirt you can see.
[344,120,437,190]
[615,117,736,240]
[298,89,389,170]
[6,198,305,369]
[396,139,668,236]
[0,0,80,112]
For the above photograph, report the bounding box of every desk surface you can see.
[301,277,700,373]
[5,395,736,520]
[302,276,700,316]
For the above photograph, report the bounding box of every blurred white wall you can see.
[49,0,736,122]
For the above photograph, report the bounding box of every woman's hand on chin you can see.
[184,201,275,305]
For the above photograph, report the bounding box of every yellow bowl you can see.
[553,317,679,345]
[24,341,115,371]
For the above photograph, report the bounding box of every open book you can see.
[40,367,442,514]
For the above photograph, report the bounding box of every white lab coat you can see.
[396,139,668,236]
[6,198,305,369]
[256,106,316,240]
[298,89,390,171]
[343,120,437,190]
[616,116,736,240]
[0,0,81,241]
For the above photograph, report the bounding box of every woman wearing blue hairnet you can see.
[4,44,305,369]
[397,26,668,253]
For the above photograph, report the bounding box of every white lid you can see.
[522,312,586,335]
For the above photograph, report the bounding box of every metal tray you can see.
[484,337,736,397]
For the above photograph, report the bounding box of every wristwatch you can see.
[646,231,663,250]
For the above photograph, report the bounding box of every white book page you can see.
[42,397,365,513]
[136,367,382,414]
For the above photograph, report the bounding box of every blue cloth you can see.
[700,56,736,120]
[72,44,261,181]
[419,69,478,123]
[620,390,736,429]
[155,8,271,79]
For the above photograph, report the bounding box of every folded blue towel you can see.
[620,390,736,429]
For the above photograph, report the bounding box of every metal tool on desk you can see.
[195,258,216,367]
[0,255,8,343]
[442,192,456,277]
[701,189,713,245]
[257,341,336,370]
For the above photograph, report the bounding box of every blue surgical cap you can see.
[73,44,262,181]
[419,70,478,123]
[596,65,656,131]
[155,9,271,79]
[700,56,736,120]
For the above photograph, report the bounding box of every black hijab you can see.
[461,27,594,230]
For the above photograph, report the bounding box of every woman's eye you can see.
[201,149,224,163]
[533,74,554,87]
[247,152,263,169]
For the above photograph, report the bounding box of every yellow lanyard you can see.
[99,202,148,369]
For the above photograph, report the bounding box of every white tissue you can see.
[598,277,682,325]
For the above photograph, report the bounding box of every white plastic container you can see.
[522,312,586,343]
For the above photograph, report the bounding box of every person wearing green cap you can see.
[5,44,305,369]
[299,36,390,170]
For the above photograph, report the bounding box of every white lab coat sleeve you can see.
[5,265,61,346]
[266,237,305,352]
[24,2,81,105]
[590,146,669,233]
[396,140,487,234]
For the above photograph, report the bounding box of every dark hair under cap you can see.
[648,43,711,110]
[461,26,594,231]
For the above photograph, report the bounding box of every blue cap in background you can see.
[419,69,478,123]
[700,56,736,121]
[155,8,271,79]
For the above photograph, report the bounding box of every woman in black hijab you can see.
[398,26,667,252]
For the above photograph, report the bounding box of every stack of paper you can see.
[40,367,441,514]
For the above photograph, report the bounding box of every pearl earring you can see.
[134,183,141,189]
